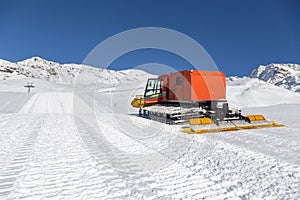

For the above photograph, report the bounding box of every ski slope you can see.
[227,77,300,108]
[0,76,299,199]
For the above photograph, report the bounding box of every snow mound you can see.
[227,77,300,108]
[250,63,300,93]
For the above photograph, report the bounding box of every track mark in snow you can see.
[216,127,300,165]
[19,92,73,114]
[75,115,163,199]
[92,114,229,199]
[0,116,44,198]
[0,114,43,170]
[151,137,300,199]
[0,88,298,199]
[0,114,19,127]
[3,115,163,199]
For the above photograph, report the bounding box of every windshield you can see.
[145,79,162,97]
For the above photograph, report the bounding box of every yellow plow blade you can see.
[184,115,284,134]
[131,95,145,108]
[189,118,212,125]
[246,114,265,121]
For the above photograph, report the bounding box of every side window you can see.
[176,77,182,85]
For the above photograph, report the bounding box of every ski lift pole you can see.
[24,82,35,93]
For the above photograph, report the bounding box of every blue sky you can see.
[0,0,299,76]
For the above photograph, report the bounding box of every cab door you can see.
[144,78,162,104]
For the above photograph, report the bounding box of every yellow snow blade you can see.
[269,121,285,127]
[189,118,212,125]
[131,95,145,108]
[184,116,284,134]
[246,114,265,121]
[184,126,239,134]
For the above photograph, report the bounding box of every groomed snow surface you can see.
[0,75,300,200]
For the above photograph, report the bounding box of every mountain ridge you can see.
[250,63,300,93]
[1,57,300,93]
[0,57,152,85]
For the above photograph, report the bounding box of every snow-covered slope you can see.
[1,57,81,83]
[250,63,300,93]
[227,77,300,108]
[1,73,299,199]
[1,57,299,109]
[2,57,300,93]
[0,58,300,199]
[0,57,153,85]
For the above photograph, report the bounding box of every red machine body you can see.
[144,70,226,105]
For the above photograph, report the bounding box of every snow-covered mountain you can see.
[0,57,152,85]
[2,57,300,93]
[250,63,300,93]
[0,57,82,82]
[226,77,300,108]
[1,57,299,108]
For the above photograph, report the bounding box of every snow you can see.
[250,63,300,93]
[0,58,299,199]
[0,57,154,86]
[227,77,300,108]
[19,92,73,114]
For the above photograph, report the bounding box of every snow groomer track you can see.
[0,89,299,199]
